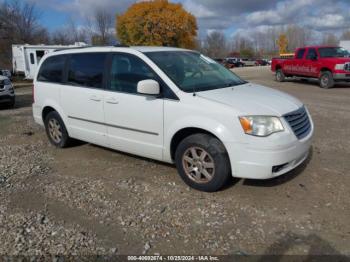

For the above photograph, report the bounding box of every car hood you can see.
[196,83,303,116]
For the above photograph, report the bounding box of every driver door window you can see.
[109,54,156,94]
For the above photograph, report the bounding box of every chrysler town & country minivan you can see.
[33,46,313,191]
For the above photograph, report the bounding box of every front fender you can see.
[163,115,239,162]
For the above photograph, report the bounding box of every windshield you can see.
[318,47,350,58]
[145,51,246,92]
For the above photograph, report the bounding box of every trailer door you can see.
[26,50,37,79]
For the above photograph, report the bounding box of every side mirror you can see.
[137,79,160,95]
[311,55,318,61]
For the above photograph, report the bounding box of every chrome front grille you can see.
[284,107,311,140]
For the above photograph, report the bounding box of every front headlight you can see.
[239,116,284,137]
[335,64,345,70]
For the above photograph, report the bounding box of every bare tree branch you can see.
[201,31,228,58]
[0,0,49,68]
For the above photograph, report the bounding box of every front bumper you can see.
[0,86,15,104]
[333,73,350,81]
[225,124,313,180]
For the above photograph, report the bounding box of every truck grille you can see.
[284,107,311,140]
[344,62,350,71]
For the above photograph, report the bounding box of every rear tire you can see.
[44,111,71,148]
[319,71,334,89]
[175,134,231,192]
[275,69,285,82]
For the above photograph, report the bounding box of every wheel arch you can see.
[320,67,332,75]
[42,106,56,122]
[41,102,70,135]
[170,127,224,161]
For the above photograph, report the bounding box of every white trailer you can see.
[340,40,350,52]
[12,42,87,79]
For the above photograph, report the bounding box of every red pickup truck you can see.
[271,46,350,88]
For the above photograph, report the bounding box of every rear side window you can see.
[296,49,306,59]
[67,53,107,89]
[37,55,65,83]
[109,53,157,94]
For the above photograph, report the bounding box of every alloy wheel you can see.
[321,75,329,87]
[182,147,215,184]
[276,71,282,81]
[48,118,62,144]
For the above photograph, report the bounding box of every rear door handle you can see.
[89,95,101,102]
[105,97,119,104]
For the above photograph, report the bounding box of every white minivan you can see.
[33,46,313,192]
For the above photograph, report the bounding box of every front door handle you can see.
[90,95,101,102]
[106,97,119,104]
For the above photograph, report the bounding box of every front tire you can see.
[44,111,71,148]
[319,71,334,89]
[275,69,285,82]
[175,134,231,192]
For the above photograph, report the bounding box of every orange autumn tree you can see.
[116,0,197,48]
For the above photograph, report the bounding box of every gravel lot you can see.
[0,67,349,256]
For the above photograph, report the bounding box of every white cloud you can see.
[183,0,216,18]
[246,10,283,25]
[306,14,349,30]
[235,0,350,38]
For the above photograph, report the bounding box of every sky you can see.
[28,0,350,39]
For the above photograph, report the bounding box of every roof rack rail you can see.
[53,45,92,52]
[114,44,129,47]
[53,44,129,52]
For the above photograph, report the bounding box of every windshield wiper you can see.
[225,81,246,87]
